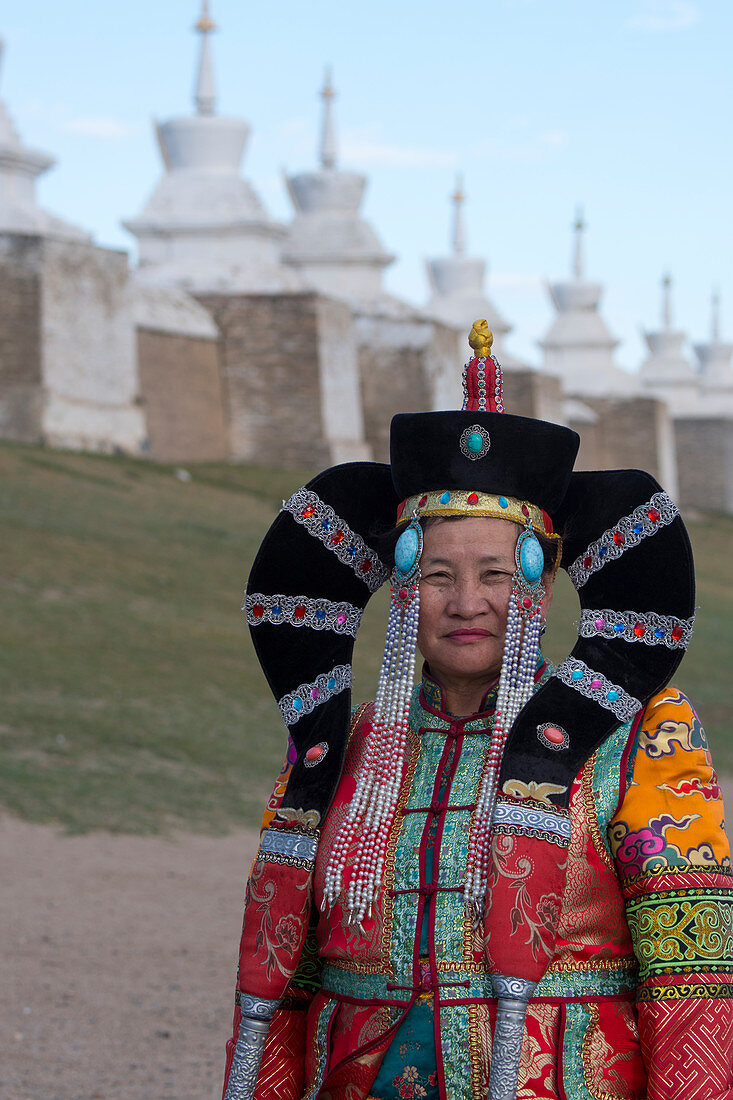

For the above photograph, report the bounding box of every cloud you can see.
[624,0,700,32]
[62,116,136,140]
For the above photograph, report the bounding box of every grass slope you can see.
[1,442,731,834]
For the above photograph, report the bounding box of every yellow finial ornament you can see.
[468,318,494,358]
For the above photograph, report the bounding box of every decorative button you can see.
[310,687,320,700]
[302,506,315,518]
[327,677,337,690]
[292,698,304,711]
[331,530,344,545]
[648,507,661,522]
[498,496,508,509]
[305,745,323,761]
[294,605,307,620]
[440,491,451,504]
[671,625,684,641]
[613,531,625,546]
[634,622,645,637]
[594,617,606,630]
[252,603,265,618]
[467,492,479,505]
[571,668,584,681]
[466,431,484,454]
[583,556,592,569]
[360,559,373,573]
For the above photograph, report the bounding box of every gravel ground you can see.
[2,817,259,1100]
[4,773,732,1100]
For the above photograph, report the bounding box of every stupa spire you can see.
[572,205,585,280]
[194,1,217,116]
[451,174,466,256]
[319,67,337,170]
[711,286,721,342]
[662,273,673,331]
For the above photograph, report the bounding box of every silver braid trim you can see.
[554,658,641,723]
[567,491,679,590]
[244,592,363,637]
[579,608,695,649]
[282,489,388,593]
[278,664,351,726]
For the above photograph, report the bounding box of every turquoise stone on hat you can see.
[606,689,620,702]
[395,524,420,577]
[519,533,544,584]
[466,430,484,454]
[571,668,584,682]
[498,496,508,509]
[439,491,451,504]
[292,697,303,711]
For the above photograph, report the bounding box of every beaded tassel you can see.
[323,519,422,927]
[464,524,546,921]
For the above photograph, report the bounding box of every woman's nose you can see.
[447,581,489,617]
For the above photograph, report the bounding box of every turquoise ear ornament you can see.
[323,513,423,925]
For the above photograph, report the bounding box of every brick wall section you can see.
[136,328,227,462]
[578,396,668,480]
[675,418,733,512]
[197,293,331,467]
[0,234,43,442]
[503,370,565,423]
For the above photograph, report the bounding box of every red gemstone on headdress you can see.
[521,504,530,518]
[634,622,645,637]
[398,588,408,600]
[584,556,593,569]
[467,492,479,505]
[305,745,323,762]
[648,507,660,522]
[418,495,428,508]
[302,506,315,518]
[522,597,532,609]
[294,604,307,620]
[671,625,684,641]
[331,530,344,544]
[613,531,625,546]
[252,603,265,618]
[543,726,565,745]
[360,559,373,573]
[310,687,320,700]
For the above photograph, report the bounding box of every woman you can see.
[222,323,732,1100]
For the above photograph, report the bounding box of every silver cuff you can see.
[487,977,536,1100]
[223,996,280,1100]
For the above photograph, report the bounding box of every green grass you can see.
[1,440,731,834]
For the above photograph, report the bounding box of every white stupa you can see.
[282,69,395,304]
[540,210,636,396]
[695,290,733,406]
[123,3,298,292]
[426,176,516,363]
[638,274,698,413]
[0,38,87,240]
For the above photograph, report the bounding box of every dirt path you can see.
[4,772,733,1100]
[2,818,259,1100]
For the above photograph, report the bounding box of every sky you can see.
[2,0,731,368]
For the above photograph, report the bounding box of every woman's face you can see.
[416,516,553,687]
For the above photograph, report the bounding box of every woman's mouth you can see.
[445,629,492,641]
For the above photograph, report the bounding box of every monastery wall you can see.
[675,418,733,514]
[136,328,227,463]
[575,396,678,497]
[0,234,43,443]
[355,315,454,463]
[39,238,145,453]
[196,292,335,469]
[503,369,566,425]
